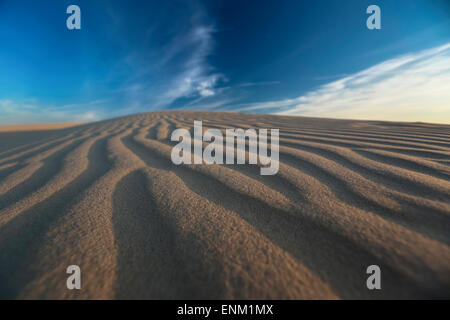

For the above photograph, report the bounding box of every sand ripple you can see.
[0,111,449,299]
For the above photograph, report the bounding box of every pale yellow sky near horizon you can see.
[1,43,449,126]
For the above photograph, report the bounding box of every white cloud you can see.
[237,43,450,124]
[0,3,224,124]
[0,99,101,124]
[154,25,224,106]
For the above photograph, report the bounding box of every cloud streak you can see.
[236,43,450,124]
[113,3,224,111]
[156,25,224,105]
[0,1,224,124]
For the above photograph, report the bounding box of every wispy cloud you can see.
[3,4,448,126]
[0,99,102,124]
[1,1,225,124]
[109,4,226,114]
[237,81,281,87]
[236,43,450,124]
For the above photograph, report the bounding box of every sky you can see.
[0,0,449,124]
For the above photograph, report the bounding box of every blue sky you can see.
[0,0,449,124]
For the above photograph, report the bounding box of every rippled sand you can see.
[0,111,449,299]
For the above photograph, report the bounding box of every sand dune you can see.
[0,111,449,299]
[0,123,84,133]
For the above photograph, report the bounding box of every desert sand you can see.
[0,111,449,299]
[0,123,84,133]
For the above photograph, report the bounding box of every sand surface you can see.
[0,111,449,299]
[0,123,84,132]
